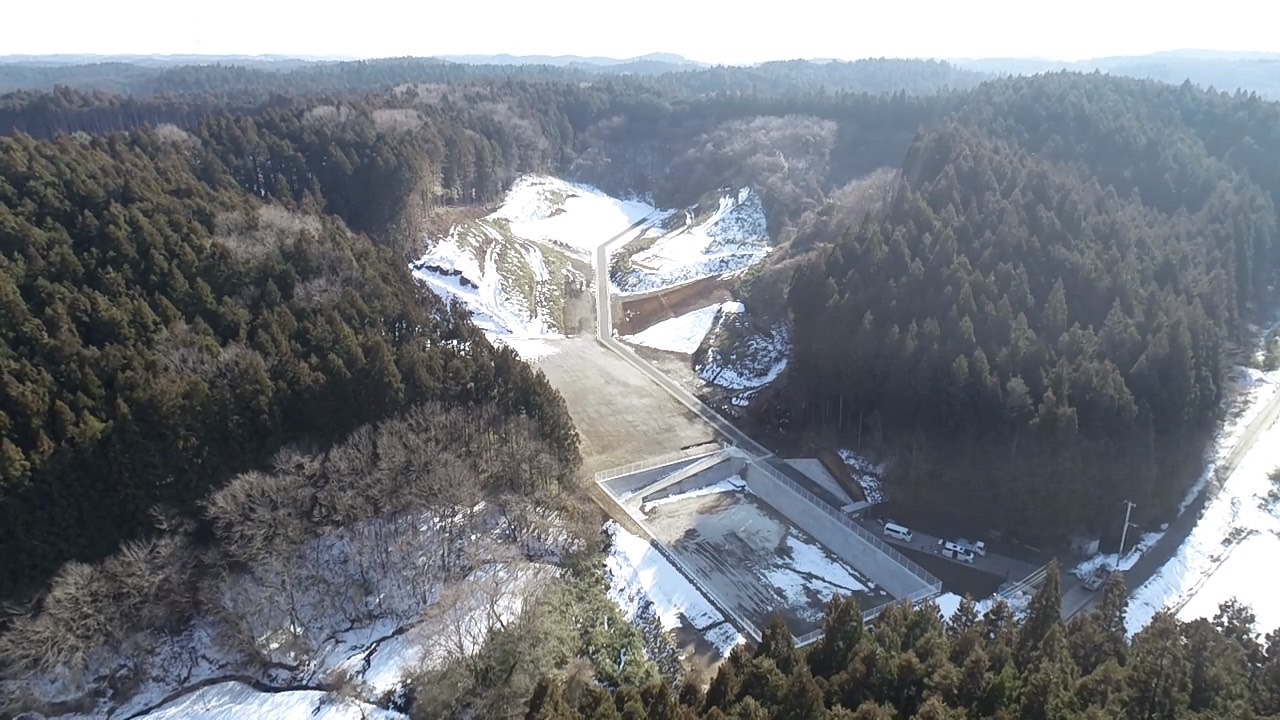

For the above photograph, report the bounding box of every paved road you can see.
[593,224,775,462]
[1063,378,1280,620]
[855,517,1039,582]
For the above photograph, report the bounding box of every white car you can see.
[955,538,986,556]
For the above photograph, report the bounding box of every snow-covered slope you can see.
[491,175,657,254]
[695,305,790,392]
[614,188,772,294]
[1125,381,1280,634]
[137,682,403,720]
[411,178,774,347]
[411,219,564,337]
[411,175,659,341]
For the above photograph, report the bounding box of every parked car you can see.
[955,538,987,556]
[883,522,913,542]
[1083,567,1111,591]
[937,539,975,563]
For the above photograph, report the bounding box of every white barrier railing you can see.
[750,459,943,593]
[999,561,1050,601]
[594,447,724,483]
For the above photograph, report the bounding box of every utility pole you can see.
[1117,499,1138,568]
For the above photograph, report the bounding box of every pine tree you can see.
[756,615,798,675]
[1126,612,1192,720]
[1017,561,1064,667]
[808,594,865,678]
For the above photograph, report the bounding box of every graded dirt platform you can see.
[532,336,720,476]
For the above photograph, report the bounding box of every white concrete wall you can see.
[643,456,746,503]
[742,463,930,599]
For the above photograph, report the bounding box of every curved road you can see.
[1063,379,1280,620]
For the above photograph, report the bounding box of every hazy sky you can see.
[7,0,1278,62]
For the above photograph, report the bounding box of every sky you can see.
[5,0,1278,63]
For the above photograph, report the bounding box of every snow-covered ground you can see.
[697,320,790,391]
[1045,358,1280,636]
[136,682,403,720]
[492,175,657,255]
[766,534,869,616]
[621,303,740,355]
[614,188,771,295]
[605,522,745,657]
[837,449,887,504]
[1126,408,1280,635]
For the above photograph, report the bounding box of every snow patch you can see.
[622,304,722,355]
[641,475,747,512]
[697,321,790,391]
[496,336,562,362]
[702,622,748,657]
[135,681,403,720]
[778,533,867,594]
[761,532,877,623]
[605,522,725,631]
[1073,531,1164,578]
[933,593,964,620]
[615,188,772,294]
[837,449,887,504]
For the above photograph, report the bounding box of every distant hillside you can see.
[0,53,348,68]
[436,52,701,68]
[954,50,1280,98]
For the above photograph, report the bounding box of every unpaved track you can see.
[533,338,719,476]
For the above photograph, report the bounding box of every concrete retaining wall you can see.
[602,456,710,500]
[644,456,746,503]
[742,463,929,599]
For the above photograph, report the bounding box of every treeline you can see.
[522,568,1280,720]
[0,127,578,594]
[784,73,1280,541]
[0,57,985,102]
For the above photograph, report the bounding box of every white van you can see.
[938,540,975,563]
[883,523,913,542]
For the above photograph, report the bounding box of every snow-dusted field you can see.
[621,303,735,355]
[615,188,771,294]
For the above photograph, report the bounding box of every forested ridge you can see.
[0,124,579,594]
[785,73,1280,541]
[524,569,1280,720]
[0,56,984,103]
